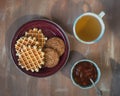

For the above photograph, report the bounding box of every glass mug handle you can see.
[99,11,105,18]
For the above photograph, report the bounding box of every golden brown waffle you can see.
[15,36,39,53]
[25,28,47,48]
[17,45,44,72]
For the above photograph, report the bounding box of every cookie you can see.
[44,48,59,68]
[45,37,65,56]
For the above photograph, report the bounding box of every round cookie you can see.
[45,37,65,56]
[44,48,59,68]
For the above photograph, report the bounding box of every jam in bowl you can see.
[71,59,101,89]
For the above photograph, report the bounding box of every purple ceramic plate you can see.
[11,19,70,77]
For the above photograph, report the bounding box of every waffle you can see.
[25,28,47,48]
[17,45,45,72]
[15,36,39,53]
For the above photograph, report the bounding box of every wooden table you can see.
[0,0,120,96]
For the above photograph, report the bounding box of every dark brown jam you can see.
[72,61,97,87]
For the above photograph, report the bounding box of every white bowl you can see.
[71,59,101,89]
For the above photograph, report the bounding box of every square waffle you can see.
[25,28,47,48]
[17,45,44,72]
[15,36,39,54]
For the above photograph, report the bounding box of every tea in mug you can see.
[75,16,101,42]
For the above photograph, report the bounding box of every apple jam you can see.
[72,61,97,87]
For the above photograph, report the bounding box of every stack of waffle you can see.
[15,28,47,72]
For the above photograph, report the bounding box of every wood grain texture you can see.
[0,0,119,96]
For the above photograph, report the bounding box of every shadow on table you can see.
[51,0,91,35]
[5,15,49,62]
[61,50,85,78]
[101,0,120,33]
[110,58,120,96]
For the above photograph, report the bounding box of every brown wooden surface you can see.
[0,0,120,96]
